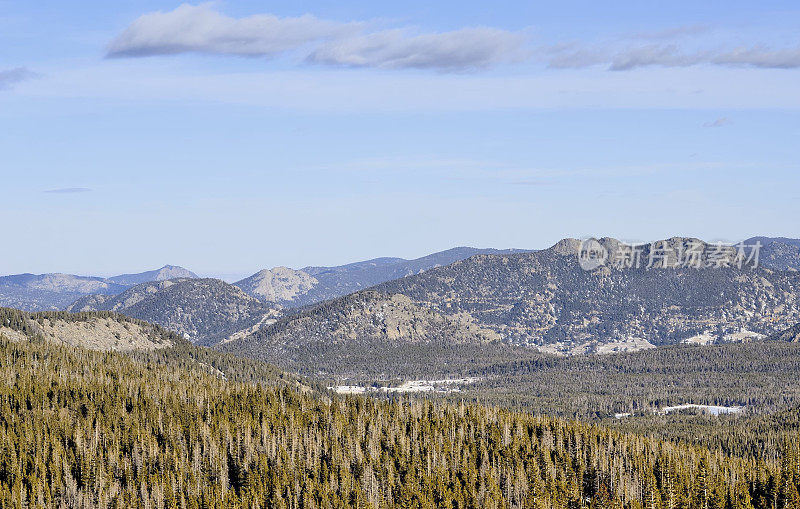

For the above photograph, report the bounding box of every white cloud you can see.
[546,43,800,71]
[307,28,527,71]
[107,5,800,74]
[0,67,36,89]
[107,3,357,58]
[108,3,526,71]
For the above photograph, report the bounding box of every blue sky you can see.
[1,1,799,279]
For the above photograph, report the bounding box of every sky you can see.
[1,1,799,280]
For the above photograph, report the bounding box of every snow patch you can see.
[331,377,482,395]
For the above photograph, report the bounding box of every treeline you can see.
[1,337,799,508]
[440,341,800,462]
[604,406,800,465]
[0,306,316,391]
[454,341,800,416]
[0,306,185,346]
[225,335,539,379]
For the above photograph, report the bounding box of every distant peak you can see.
[548,238,582,256]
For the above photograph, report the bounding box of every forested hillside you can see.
[2,337,799,508]
[747,237,800,271]
[457,340,800,417]
[220,290,515,377]
[374,238,800,351]
[0,306,312,392]
[0,306,178,351]
[66,279,278,345]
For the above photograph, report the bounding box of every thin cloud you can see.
[307,28,527,71]
[713,46,800,69]
[703,118,733,128]
[546,43,800,71]
[107,3,358,58]
[45,187,93,194]
[0,67,37,90]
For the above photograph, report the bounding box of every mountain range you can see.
[221,236,800,376]
[3,237,799,359]
[105,264,198,286]
[0,265,197,311]
[59,247,525,345]
[232,247,529,307]
[66,278,278,346]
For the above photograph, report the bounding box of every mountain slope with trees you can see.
[0,305,308,390]
[747,237,800,271]
[0,306,177,351]
[220,290,519,377]
[66,279,278,345]
[2,336,798,508]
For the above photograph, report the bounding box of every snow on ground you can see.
[331,377,482,395]
[537,338,656,356]
[659,404,742,415]
[591,338,656,355]
[723,330,766,342]
[682,332,716,345]
[332,386,369,395]
[612,404,743,419]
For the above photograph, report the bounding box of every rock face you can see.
[234,267,318,303]
[235,247,529,306]
[0,265,198,311]
[253,291,496,344]
[0,307,177,352]
[225,237,800,360]
[67,278,277,346]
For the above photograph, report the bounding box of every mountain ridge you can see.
[222,236,800,374]
[0,265,198,311]
[234,246,530,307]
[107,264,198,285]
[66,278,278,345]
